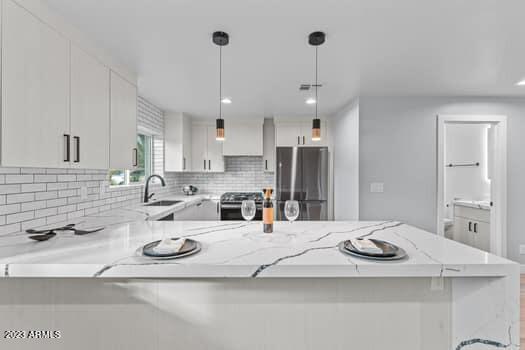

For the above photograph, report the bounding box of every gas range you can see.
[220,192,264,220]
[220,192,264,205]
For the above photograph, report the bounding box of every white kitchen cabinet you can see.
[165,112,192,172]
[275,123,302,147]
[110,71,137,170]
[191,124,224,172]
[222,122,263,156]
[183,116,192,170]
[70,44,110,169]
[1,0,70,168]
[452,205,490,252]
[263,119,275,172]
[275,120,328,147]
[191,124,208,172]
[206,125,225,172]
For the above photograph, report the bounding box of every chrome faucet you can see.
[143,174,166,203]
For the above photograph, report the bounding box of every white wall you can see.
[444,123,491,218]
[332,99,359,220]
[358,97,525,263]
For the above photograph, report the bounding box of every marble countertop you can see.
[453,199,491,210]
[127,193,220,220]
[0,213,516,278]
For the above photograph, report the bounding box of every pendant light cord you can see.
[315,46,318,119]
[219,46,222,120]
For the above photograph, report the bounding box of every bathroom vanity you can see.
[453,200,491,252]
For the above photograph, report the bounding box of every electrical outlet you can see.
[80,186,88,200]
[519,245,525,255]
[370,182,384,193]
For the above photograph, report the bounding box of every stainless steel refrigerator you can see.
[275,147,328,220]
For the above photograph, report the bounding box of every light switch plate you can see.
[370,182,384,193]
[80,186,88,200]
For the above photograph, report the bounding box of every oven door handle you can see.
[220,204,242,209]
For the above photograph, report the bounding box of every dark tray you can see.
[142,238,200,258]
[344,238,399,257]
[339,241,407,261]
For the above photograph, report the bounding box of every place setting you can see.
[138,237,202,260]
[338,237,407,261]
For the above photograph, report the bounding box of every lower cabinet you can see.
[453,206,490,252]
[172,200,220,221]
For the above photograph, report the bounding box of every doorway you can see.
[437,115,507,257]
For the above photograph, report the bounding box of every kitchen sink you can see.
[145,200,182,207]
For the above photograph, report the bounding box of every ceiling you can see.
[44,0,525,119]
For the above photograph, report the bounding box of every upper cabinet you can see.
[110,72,137,170]
[0,0,137,170]
[70,45,110,169]
[222,121,263,156]
[165,112,192,172]
[275,123,302,147]
[263,119,275,172]
[191,124,224,172]
[275,120,328,147]
[1,0,70,168]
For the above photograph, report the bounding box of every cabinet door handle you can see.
[204,159,206,170]
[63,134,71,162]
[73,136,80,163]
[132,148,138,167]
[265,159,268,170]
[183,157,186,170]
[208,160,211,170]
[468,221,472,232]
[473,222,477,233]
[303,136,305,145]
[297,136,300,145]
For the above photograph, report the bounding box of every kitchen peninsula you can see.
[0,210,518,350]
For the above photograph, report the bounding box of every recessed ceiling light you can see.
[221,97,232,104]
[306,98,316,105]
[516,79,525,86]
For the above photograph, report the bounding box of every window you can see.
[110,134,152,186]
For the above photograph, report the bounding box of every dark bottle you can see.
[263,188,274,233]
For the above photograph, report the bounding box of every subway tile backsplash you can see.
[164,156,274,195]
[0,157,274,235]
[0,167,147,235]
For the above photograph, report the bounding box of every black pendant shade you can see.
[312,118,321,141]
[216,118,225,141]
[213,31,229,141]
[309,31,325,142]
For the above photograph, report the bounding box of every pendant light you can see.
[213,31,229,141]
[309,31,325,141]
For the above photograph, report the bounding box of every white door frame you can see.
[436,115,507,257]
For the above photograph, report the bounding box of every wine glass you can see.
[284,200,300,222]
[241,200,256,221]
